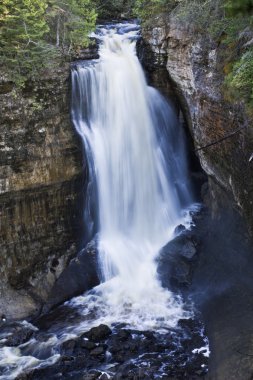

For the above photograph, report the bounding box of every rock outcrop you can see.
[140,14,253,380]
[0,64,85,320]
[141,15,253,234]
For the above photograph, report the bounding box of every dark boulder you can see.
[157,229,198,289]
[82,324,112,342]
[0,322,36,347]
[42,240,100,313]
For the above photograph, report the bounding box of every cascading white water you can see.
[0,22,200,380]
[0,23,205,380]
[71,22,194,329]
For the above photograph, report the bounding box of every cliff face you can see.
[141,15,253,234]
[0,65,85,320]
[141,16,253,380]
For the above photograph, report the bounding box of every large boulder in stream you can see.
[42,240,100,313]
[157,227,199,289]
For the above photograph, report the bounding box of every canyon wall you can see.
[141,15,253,234]
[0,65,85,320]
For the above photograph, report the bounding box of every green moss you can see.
[133,0,178,25]
[224,48,253,110]
[168,0,253,113]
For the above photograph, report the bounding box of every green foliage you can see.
[133,0,178,23]
[134,0,253,113]
[47,0,97,50]
[204,1,253,111]
[95,0,135,19]
[225,48,253,110]
[171,0,224,32]
[225,0,253,16]
[0,0,97,86]
[0,0,53,85]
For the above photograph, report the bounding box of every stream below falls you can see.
[0,21,210,379]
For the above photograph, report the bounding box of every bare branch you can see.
[195,124,248,153]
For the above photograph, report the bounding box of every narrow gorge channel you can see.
[0,22,210,379]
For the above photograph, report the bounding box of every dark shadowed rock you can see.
[60,339,76,355]
[42,240,100,313]
[174,224,186,235]
[157,229,199,289]
[80,339,96,350]
[82,324,112,342]
[0,322,36,347]
[13,319,208,379]
[90,346,105,356]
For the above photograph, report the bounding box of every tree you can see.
[47,0,97,51]
[0,0,98,85]
[94,0,135,19]
[133,0,182,23]
[0,0,52,83]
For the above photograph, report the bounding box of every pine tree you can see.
[0,0,98,85]
[47,0,97,51]
[0,0,53,84]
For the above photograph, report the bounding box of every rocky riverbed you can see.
[0,208,210,380]
[1,317,209,379]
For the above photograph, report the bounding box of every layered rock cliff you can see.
[0,65,85,320]
[141,15,253,234]
[140,14,253,380]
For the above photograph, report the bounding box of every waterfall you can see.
[0,23,206,380]
[71,22,194,330]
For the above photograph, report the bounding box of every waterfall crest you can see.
[71,22,194,329]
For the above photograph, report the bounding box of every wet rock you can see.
[0,322,36,347]
[72,43,99,61]
[80,339,96,350]
[43,240,100,313]
[178,318,196,331]
[83,324,112,342]
[157,231,198,289]
[90,346,105,356]
[116,329,131,341]
[61,339,76,355]
[174,224,186,235]
[13,320,208,379]
[82,372,102,380]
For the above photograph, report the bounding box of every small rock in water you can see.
[83,371,102,380]
[83,324,112,342]
[174,224,186,235]
[90,346,105,356]
[81,340,97,350]
[0,323,35,347]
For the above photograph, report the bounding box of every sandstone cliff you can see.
[140,15,253,380]
[0,65,85,320]
[141,15,253,234]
